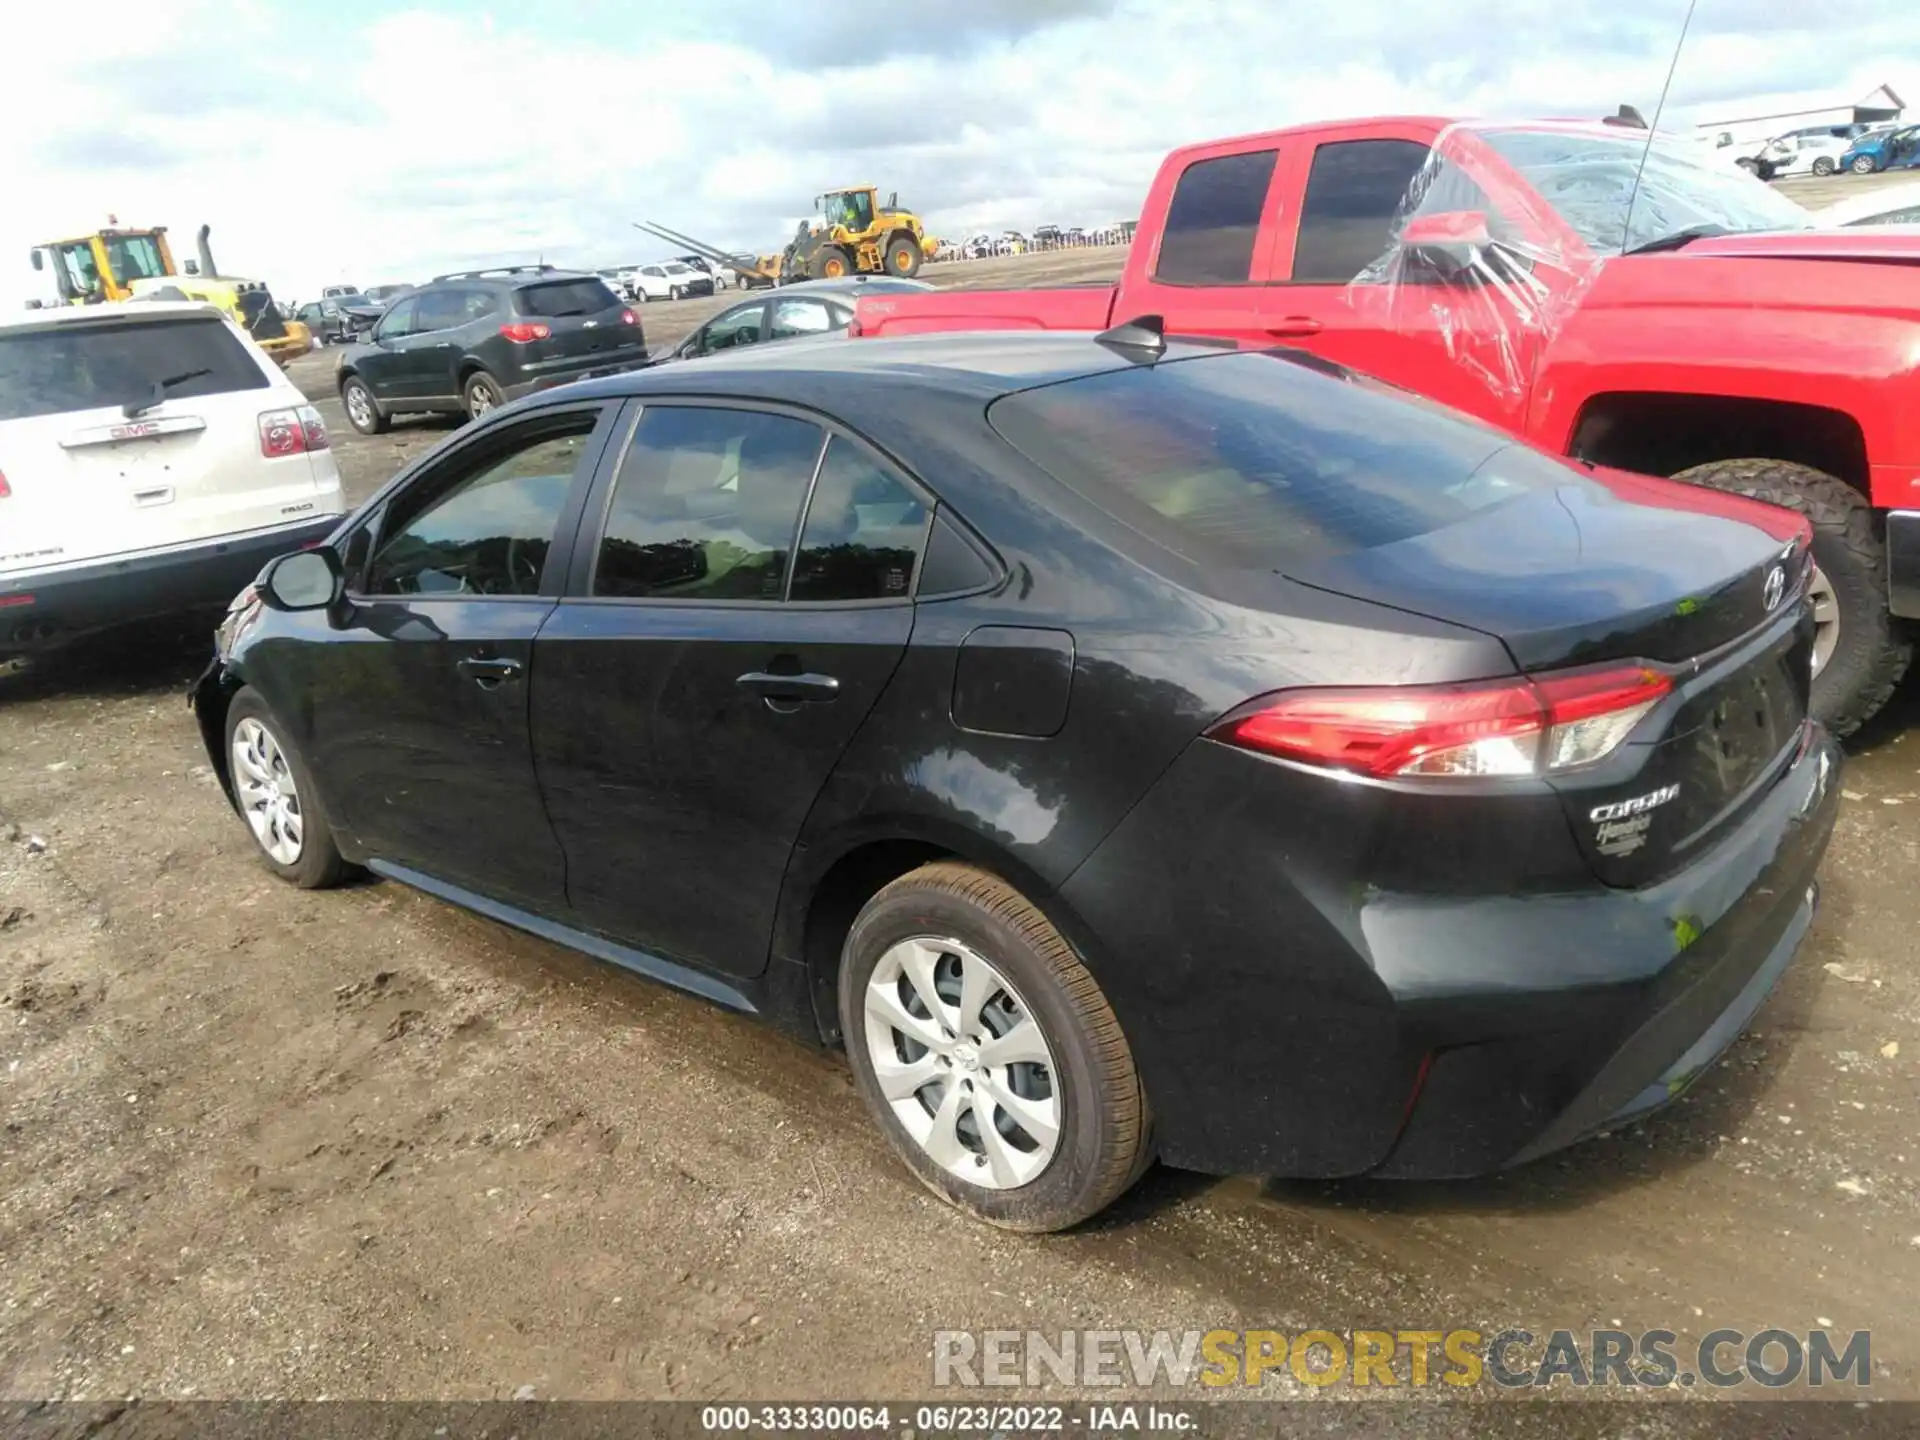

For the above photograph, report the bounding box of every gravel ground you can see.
[2,229,1917,1416]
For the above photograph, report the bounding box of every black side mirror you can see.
[30,250,44,272]
[259,547,343,611]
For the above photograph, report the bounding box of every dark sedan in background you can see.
[296,294,385,346]
[193,329,1840,1232]
[655,276,932,364]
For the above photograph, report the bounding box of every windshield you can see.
[102,234,169,283]
[1475,125,1814,254]
[663,262,694,275]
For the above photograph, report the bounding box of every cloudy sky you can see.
[2,0,1913,304]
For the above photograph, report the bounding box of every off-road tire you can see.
[1670,458,1910,739]
[839,861,1152,1232]
[223,687,351,890]
[885,235,923,277]
[339,375,388,435]
[813,246,855,281]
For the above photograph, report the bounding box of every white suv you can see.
[0,302,345,664]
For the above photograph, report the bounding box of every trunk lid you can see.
[1286,467,1815,887]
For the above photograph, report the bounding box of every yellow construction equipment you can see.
[29,222,311,367]
[788,186,937,280]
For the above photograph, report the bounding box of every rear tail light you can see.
[0,469,10,499]
[1210,662,1674,779]
[259,404,329,458]
[500,321,551,343]
[619,308,637,326]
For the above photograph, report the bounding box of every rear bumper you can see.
[0,516,343,652]
[1887,508,1920,618]
[505,358,649,400]
[1059,726,1843,1180]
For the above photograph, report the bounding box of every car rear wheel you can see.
[1669,458,1910,739]
[463,371,505,420]
[1852,154,1878,174]
[1812,156,1837,176]
[839,861,1151,1232]
[225,688,349,890]
[340,376,388,435]
[885,235,923,277]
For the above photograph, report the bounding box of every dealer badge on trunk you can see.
[1589,783,1681,857]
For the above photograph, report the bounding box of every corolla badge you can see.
[1762,564,1786,613]
[1590,783,1681,858]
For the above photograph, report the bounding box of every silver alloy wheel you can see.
[467,380,495,417]
[1809,562,1841,677]
[862,936,1062,1190]
[231,717,304,866]
[344,383,373,430]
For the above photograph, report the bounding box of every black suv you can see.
[335,266,647,434]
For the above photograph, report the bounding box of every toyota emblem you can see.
[1762,565,1786,613]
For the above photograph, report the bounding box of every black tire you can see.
[813,245,855,281]
[838,861,1151,1232]
[223,687,350,890]
[1812,156,1837,177]
[339,374,388,435]
[1852,154,1878,175]
[1669,459,1911,739]
[669,285,684,301]
[885,235,923,278]
[1736,157,1761,176]
[462,370,505,421]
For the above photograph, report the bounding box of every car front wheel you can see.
[1852,154,1878,174]
[839,861,1151,1232]
[225,688,349,889]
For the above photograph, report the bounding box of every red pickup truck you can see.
[852,116,1920,736]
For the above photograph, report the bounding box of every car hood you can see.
[1676,228,1920,262]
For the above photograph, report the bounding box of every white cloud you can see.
[2,0,1916,305]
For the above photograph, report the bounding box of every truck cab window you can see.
[1292,139,1432,284]
[1153,150,1277,286]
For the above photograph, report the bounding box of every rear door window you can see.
[987,351,1572,572]
[1153,149,1278,285]
[788,438,928,602]
[412,288,473,333]
[591,406,825,601]
[697,304,766,354]
[0,317,268,422]
[517,279,620,317]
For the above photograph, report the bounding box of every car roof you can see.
[769,276,935,297]
[0,300,231,334]
[564,330,1236,406]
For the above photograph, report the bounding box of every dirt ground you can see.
[3,226,1918,1414]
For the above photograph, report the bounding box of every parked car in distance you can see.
[296,294,384,347]
[1754,127,1860,179]
[319,284,361,301]
[852,115,1920,738]
[333,266,645,433]
[630,261,715,302]
[1,302,343,667]
[595,268,634,300]
[653,276,933,364]
[194,330,1839,1231]
[675,255,732,291]
[363,283,415,305]
[1840,123,1920,174]
[1815,178,1920,227]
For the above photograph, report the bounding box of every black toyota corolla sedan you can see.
[191,329,1841,1231]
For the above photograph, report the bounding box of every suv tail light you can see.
[500,321,551,343]
[1210,662,1674,779]
[620,308,638,326]
[259,404,329,458]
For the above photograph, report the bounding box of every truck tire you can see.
[1852,154,1878,175]
[813,246,854,280]
[1669,459,1910,739]
[885,235,923,278]
[839,861,1153,1232]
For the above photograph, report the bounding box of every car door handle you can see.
[736,670,840,702]
[1265,317,1323,337]
[458,655,523,687]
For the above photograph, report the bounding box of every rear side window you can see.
[788,439,928,602]
[1153,149,1277,286]
[0,317,268,422]
[593,406,826,601]
[517,279,620,317]
[987,352,1574,571]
